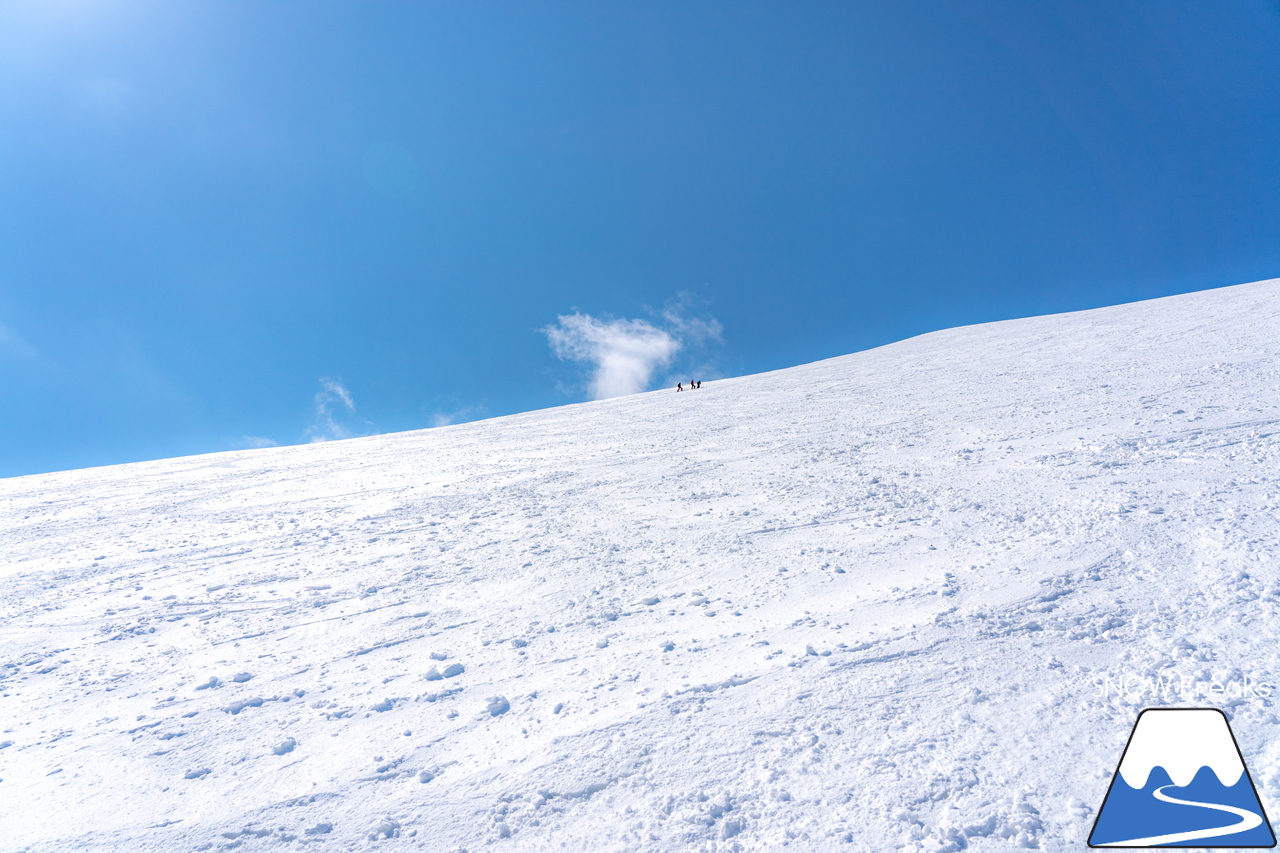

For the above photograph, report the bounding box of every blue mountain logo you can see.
[1089,708,1276,848]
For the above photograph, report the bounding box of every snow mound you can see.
[3,279,1280,851]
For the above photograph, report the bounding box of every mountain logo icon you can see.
[1089,708,1276,848]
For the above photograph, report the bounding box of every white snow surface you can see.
[5,280,1280,851]
[1117,709,1244,789]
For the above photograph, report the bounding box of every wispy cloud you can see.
[0,320,42,362]
[305,378,370,442]
[235,436,279,450]
[430,405,488,428]
[542,297,723,400]
[659,291,724,350]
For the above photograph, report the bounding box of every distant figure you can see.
[677,382,683,392]
[695,381,701,389]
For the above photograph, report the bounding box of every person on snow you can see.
[677,382,683,392]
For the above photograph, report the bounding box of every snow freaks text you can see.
[1092,671,1276,703]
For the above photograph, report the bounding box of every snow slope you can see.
[5,279,1280,852]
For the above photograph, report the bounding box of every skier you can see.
[677,382,683,392]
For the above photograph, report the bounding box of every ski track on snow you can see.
[4,280,1280,850]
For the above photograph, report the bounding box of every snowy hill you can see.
[5,279,1280,852]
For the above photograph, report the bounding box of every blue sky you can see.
[2,1,1279,478]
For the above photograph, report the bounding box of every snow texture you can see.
[4,279,1280,851]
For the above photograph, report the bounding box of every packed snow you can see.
[4,279,1280,851]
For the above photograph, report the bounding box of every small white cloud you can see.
[430,405,488,428]
[542,296,724,400]
[305,378,369,442]
[543,313,680,400]
[235,436,279,450]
